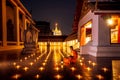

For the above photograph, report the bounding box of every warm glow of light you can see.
[102,67,108,72]
[75,75,83,79]
[107,19,114,26]
[88,60,92,64]
[31,54,34,57]
[23,67,29,71]
[16,65,21,69]
[79,59,82,63]
[54,67,60,71]
[86,37,91,44]
[86,67,91,71]
[44,60,47,62]
[39,67,44,71]
[70,67,76,72]
[34,59,37,62]
[92,62,96,66]
[96,75,104,80]
[37,57,39,60]
[11,74,21,79]
[30,62,34,66]
[54,74,62,79]
[42,62,46,66]
[20,59,22,62]
[61,61,63,64]
[81,57,84,60]
[61,65,64,69]
[80,63,83,66]
[35,74,40,79]
[24,57,27,60]
[55,23,58,26]
[13,62,16,66]
[118,75,120,79]
[85,22,92,28]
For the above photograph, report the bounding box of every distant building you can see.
[52,23,62,36]
[36,21,52,36]
[64,0,81,50]
[0,0,36,51]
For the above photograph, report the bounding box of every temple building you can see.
[52,23,62,36]
[0,0,37,52]
[35,21,53,36]
[78,0,120,57]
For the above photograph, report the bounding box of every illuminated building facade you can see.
[78,0,120,57]
[0,0,36,51]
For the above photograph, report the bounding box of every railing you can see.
[7,41,24,45]
[20,42,24,45]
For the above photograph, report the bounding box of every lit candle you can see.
[75,74,83,79]
[16,65,20,69]
[24,57,27,60]
[80,63,83,66]
[20,59,22,62]
[39,67,44,71]
[86,67,91,71]
[70,67,76,72]
[79,59,82,63]
[102,67,108,72]
[88,60,92,64]
[23,67,29,71]
[54,74,62,80]
[30,62,34,66]
[35,74,40,79]
[96,74,104,80]
[34,59,37,62]
[54,67,60,71]
[13,62,16,66]
[11,74,21,79]
[92,62,96,67]
[42,62,46,66]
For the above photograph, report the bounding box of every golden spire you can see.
[52,22,62,36]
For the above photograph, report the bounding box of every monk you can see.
[63,46,78,65]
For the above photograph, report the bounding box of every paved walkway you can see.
[0,48,119,80]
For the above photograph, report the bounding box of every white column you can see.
[2,0,7,46]
[15,7,20,46]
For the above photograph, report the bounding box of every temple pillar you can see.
[2,0,7,46]
[15,6,20,45]
[23,15,26,30]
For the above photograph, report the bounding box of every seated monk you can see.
[63,46,78,65]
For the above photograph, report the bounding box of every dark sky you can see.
[21,0,76,35]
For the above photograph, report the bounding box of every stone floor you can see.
[0,49,120,80]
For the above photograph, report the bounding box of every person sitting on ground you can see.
[63,46,78,65]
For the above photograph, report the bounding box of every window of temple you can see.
[80,21,92,46]
[7,19,14,41]
[108,15,120,43]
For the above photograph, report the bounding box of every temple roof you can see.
[89,0,120,10]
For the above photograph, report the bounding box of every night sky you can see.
[21,0,76,35]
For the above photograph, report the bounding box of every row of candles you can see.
[10,47,118,80]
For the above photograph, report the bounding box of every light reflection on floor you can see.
[0,45,119,80]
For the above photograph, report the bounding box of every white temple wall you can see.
[78,10,120,57]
